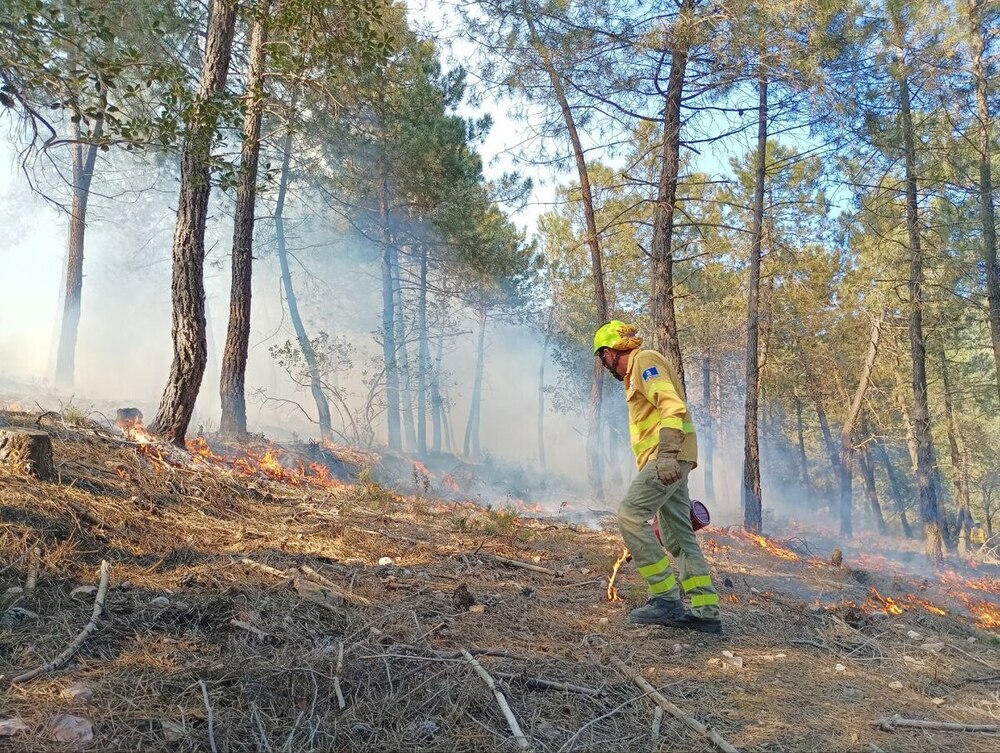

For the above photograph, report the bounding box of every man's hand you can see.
[654,426,686,486]
[655,455,682,486]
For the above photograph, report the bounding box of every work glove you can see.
[654,427,686,486]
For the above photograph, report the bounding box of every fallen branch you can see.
[228,619,268,639]
[199,679,218,753]
[486,555,561,577]
[13,560,110,683]
[461,648,532,752]
[300,565,372,606]
[610,656,740,753]
[239,557,293,581]
[494,671,603,697]
[877,714,998,734]
[25,546,40,591]
[651,706,663,751]
[333,641,346,710]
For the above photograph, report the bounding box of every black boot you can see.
[628,597,687,625]
[669,613,723,634]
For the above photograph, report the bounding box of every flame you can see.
[607,547,630,602]
[706,538,730,554]
[727,593,740,603]
[441,473,461,492]
[866,587,905,615]
[732,530,801,561]
[963,599,1000,628]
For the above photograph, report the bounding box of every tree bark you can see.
[392,245,417,452]
[967,0,1000,404]
[794,395,810,492]
[379,176,402,451]
[0,429,55,481]
[858,444,887,534]
[742,58,767,533]
[939,344,971,553]
[876,440,914,539]
[649,0,696,391]
[538,308,554,473]
[220,2,270,438]
[273,126,333,441]
[150,0,238,445]
[894,16,943,565]
[839,312,884,538]
[702,356,714,504]
[416,246,430,457]
[522,1,607,502]
[54,107,103,389]
[431,330,444,453]
[463,307,487,460]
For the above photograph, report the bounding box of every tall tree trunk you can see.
[431,330,444,453]
[742,59,767,533]
[538,307,554,473]
[150,0,237,445]
[220,3,270,438]
[894,18,943,565]
[794,395,810,492]
[522,1,607,501]
[379,176,402,451]
[939,344,971,553]
[858,442,887,534]
[702,356,714,504]
[392,245,417,452]
[273,127,332,440]
[463,307,487,459]
[649,0,696,390]
[876,440,914,539]
[55,109,103,389]
[839,312,884,538]
[967,0,1000,404]
[416,246,430,457]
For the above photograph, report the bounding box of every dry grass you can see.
[1,409,998,752]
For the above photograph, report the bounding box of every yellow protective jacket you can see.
[624,349,697,470]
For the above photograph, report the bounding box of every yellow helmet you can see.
[593,320,642,355]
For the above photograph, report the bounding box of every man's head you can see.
[593,320,642,382]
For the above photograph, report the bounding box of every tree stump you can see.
[0,429,55,481]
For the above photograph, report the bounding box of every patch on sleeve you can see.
[641,366,659,381]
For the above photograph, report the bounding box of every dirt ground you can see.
[1,409,998,752]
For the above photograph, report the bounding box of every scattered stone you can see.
[888,681,903,690]
[407,719,441,740]
[967,637,977,644]
[50,714,94,743]
[532,555,541,564]
[0,718,28,737]
[598,617,609,626]
[920,642,945,653]
[931,698,946,706]
[759,653,787,661]
[906,630,923,641]
[71,585,98,598]
[673,643,682,653]
[161,720,186,742]
[5,586,23,596]
[468,604,485,614]
[4,606,39,624]
[349,722,374,741]
[723,656,744,670]
[834,664,847,672]
[377,556,394,567]
[117,580,132,590]
[150,596,170,608]
[580,568,591,575]
[453,583,476,611]
[750,587,761,594]
[707,657,721,665]
[722,650,734,658]
[61,682,94,701]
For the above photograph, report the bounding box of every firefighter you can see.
[971,521,987,548]
[594,320,722,633]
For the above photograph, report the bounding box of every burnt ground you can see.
[1,409,998,752]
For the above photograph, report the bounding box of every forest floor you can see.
[1,407,999,753]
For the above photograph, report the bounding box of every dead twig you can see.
[13,560,110,683]
[610,656,740,753]
[25,546,40,591]
[228,619,268,640]
[199,679,219,753]
[300,564,372,606]
[333,641,346,710]
[494,671,603,697]
[877,714,998,734]
[651,706,664,751]
[239,557,293,581]
[461,648,532,752]
[486,554,562,577]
